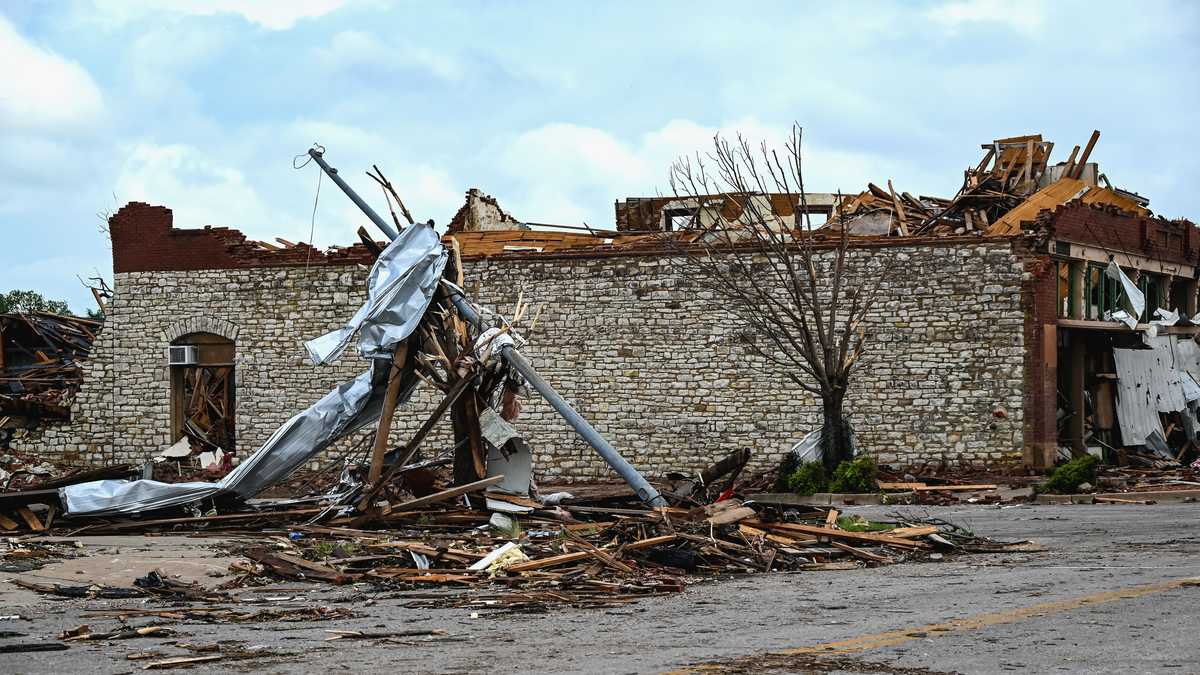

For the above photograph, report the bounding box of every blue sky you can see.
[2,0,1197,313]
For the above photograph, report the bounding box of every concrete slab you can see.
[0,535,239,609]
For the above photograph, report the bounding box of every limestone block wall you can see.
[20,239,1028,479]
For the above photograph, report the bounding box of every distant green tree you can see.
[86,307,105,320]
[0,290,72,315]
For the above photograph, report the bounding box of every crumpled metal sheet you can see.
[1112,336,1200,447]
[61,226,444,516]
[305,223,447,365]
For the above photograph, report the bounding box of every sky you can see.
[1,0,1197,314]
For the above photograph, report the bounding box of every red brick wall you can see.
[1019,241,1058,468]
[110,202,375,273]
[1049,203,1197,265]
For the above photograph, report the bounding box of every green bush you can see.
[828,456,879,494]
[1042,454,1100,494]
[773,451,803,492]
[785,461,828,496]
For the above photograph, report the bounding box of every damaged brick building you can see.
[13,131,1198,477]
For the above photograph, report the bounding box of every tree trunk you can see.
[820,391,853,475]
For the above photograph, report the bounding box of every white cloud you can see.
[494,118,936,227]
[286,120,463,235]
[0,15,105,133]
[315,30,463,81]
[114,143,273,231]
[90,0,348,30]
[926,0,1045,35]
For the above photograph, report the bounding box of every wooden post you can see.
[1071,130,1100,180]
[1068,331,1086,456]
[451,389,485,485]
[1070,261,1086,320]
[367,341,409,486]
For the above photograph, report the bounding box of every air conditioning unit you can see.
[167,345,198,365]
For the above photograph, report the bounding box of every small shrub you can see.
[828,456,878,494]
[785,461,828,496]
[773,451,803,492]
[1042,454,1100,493]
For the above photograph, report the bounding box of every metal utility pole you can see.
[307,148,666,507]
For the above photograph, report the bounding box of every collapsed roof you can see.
[447,130,1180,258]
[0,312,102,423]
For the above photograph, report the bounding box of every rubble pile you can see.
[9,479,1025,615]
[0,312,101,429]
[825,131,1150,237]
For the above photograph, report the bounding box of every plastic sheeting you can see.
[61,225,447,516]
[787,425,859,463]
[1104,260,1145,330]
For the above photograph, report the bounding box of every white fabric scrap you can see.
[1107,309,1138,331]
[1104,261,1145,329]
[1146,308,1181,339]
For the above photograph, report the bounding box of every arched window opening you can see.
[169,332,235,455]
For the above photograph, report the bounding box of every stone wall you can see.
[20,238,1028,479]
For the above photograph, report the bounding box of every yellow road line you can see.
[674,576,1200,673]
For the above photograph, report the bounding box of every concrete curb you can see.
[1034,488,1200,504]
[753,488,1200,506]
[748,492,915,506]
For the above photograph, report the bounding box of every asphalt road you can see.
[2,503,1198,674]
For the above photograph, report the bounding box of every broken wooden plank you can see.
[143,655,223,669]
[16,506,44,531]
[886,525,939,538]
[705,506,756,526]
[911,484,997,492]
[563,528,635,573]
[90,508,325,532]
[1094,496,1156,505]
[383,475,504,512]
[877,482,927,490]
[829,540,892,563]
[366,340,409,487]
[747,521,927,549]
[243,547,352,584]
[506,534,677,572]
[824,509,840,527]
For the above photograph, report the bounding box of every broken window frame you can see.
[1056,260,1077,319]
[1084,262,1124,320]
[1139,272,1162,321]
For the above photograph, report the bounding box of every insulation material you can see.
[61,227,446,515]
[1145,308,1181,339]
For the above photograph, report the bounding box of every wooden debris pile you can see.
[823,130,1150,239]
[825,181,946,236]
[0,311,101,423]
[163,494,1019,613]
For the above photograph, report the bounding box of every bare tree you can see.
[661,125,890,473]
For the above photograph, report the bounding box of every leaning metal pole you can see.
[307,148,667,506]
